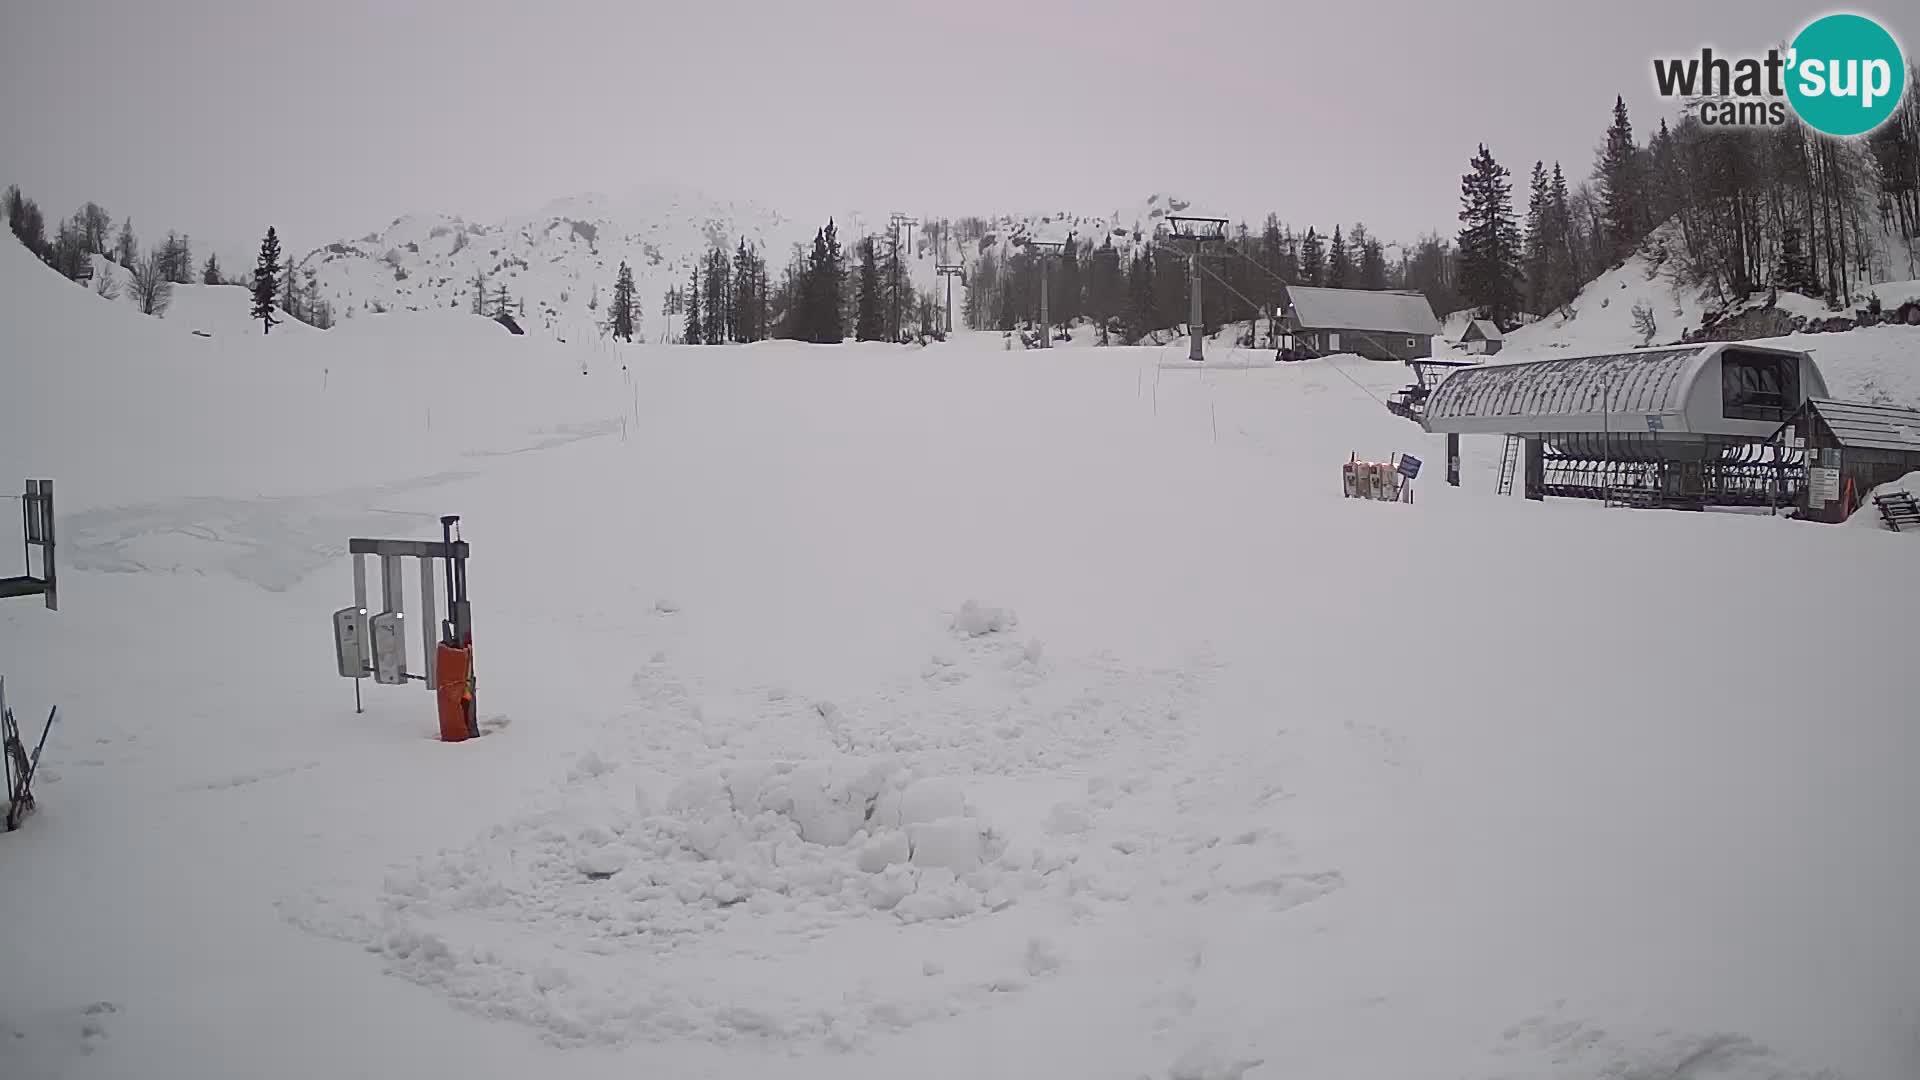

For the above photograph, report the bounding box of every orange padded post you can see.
[435,642,473,742]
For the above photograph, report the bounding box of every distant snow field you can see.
[1,235,1917,1080]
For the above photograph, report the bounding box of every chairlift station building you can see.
[1418,342,1832,508]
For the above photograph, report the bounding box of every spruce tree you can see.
[1456,144,1525,327]
[252,227,282,333]
[1089,238,1122,343]
[684,264,701,344]
[1775,225,1818,296]
[701,245,732,345]
[856,238,885,341]
[1057,244,1082,326]
[1523,160,1551,313]
[202,253,222,285]
[1299,228,1325,286]
[1126,249,1158,343]
[610,260,637,341]
[1597,96,1646,262]
[805,220,844,343]
[732,241,758,343]
[3,185,48,261]
[114,218,137,268]
[1546,163,1578,311]
[1360,238,1387,290]
[1327,226,1350,288]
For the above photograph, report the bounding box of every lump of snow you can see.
[952,600,1016,637]
[1168,1045,1266,1080]
[894,869,983,923]
[866,865,915,911]
[908,817,987,873]
[857,830,912,873]
[888,777,967,828]
[1045,802,1094,836]
[568,751,614,781]
[1025,936,1064,977]
[575,845,629,879]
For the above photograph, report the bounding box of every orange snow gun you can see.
[435,515,478,741]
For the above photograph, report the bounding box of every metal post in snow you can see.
[1188,246,1203,363]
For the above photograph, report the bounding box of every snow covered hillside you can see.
[1494,222,1920,357]
[2,233,1917,1080]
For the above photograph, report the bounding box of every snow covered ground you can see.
[3,234,1918,1080]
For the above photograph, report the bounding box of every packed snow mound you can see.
[159,281,315,338]
[1864,279,1920,311]
[952,600,1016,637]
[1848,470,1920,532]
[322,308,513,344]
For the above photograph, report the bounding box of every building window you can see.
[1721,348,1799,421]
[1406,337,1417,347]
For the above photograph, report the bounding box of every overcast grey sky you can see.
[4,0,1913,263]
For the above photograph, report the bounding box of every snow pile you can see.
[158,281,315,338]
[951,600,1016,637]
[281,601,1218,1054]
[1847,470,1920,532]
[303,756,1059,1049]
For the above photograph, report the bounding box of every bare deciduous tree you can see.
[128,250,173,316]
[93,267,121,300]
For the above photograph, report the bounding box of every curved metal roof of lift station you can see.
[1419,342,1828,441]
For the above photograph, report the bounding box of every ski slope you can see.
[2,235,1917,1080]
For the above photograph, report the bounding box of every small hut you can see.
[1774,398,1920,523]
[1461,319,1504,355]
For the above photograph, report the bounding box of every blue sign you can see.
[1646,414,1664,432]
[1398,455,1422,479]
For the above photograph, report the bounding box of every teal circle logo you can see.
[1786,13,1907,137]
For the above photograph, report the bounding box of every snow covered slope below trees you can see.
[1498,228,1717,354]
[1493,221,1920,358]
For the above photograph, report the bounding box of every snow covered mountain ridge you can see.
[298,188,1254,342]
[300,182,808,343]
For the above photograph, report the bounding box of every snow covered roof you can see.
[1426,346,1707,426]
[1422,342,1829,439]
[1804,399,1920,453]
[1285,286,1441,336]
[1464,319,1504,341]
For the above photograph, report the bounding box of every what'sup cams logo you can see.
[1653,12,1908,136]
